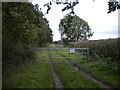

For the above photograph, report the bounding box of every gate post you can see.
[69,48,70,59]
[87,48,89,59]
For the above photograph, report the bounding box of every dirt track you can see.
[59,53,114,90]
[46,45,115,89]
[49,61,64,88]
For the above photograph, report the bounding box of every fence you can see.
[33,48,89,60]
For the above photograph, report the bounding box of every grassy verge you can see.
[3,49,54,88]
[57,49,119,88]
[75,59,119,88]
[54,59,100,88]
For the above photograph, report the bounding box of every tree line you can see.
[2,2,53,73]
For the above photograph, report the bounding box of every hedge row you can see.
[69,38,119,61]
[2,2,53,74]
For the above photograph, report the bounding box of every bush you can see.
[2,2,53,75]
[69,38,119,62]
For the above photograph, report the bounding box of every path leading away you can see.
[48,48,64,88]
[35,47,115,89]
[58,50,114,89]
[49,61,64,88]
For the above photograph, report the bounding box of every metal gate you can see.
[33,48,89,61]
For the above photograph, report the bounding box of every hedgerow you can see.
[2,2,53,75]
[69,38,119,62]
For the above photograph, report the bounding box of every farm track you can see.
[36,46,116,89]
[58,52,114,89]
[48,49,64,88]
[49,61,64,88]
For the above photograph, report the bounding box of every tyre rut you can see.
[58,52,114,90]
[48,48,64,89]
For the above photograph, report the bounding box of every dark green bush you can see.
[2,2,53,75]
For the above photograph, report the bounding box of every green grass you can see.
[50,49,100,88]
[3,47,118,88]
[75,59,119,88]
[54,59,100,88]
[3,49,54,88]
[56,49,119,88]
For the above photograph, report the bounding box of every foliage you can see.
[2,2,53,73]
[69,38,119,62]
[52,40,63,45]
[53,41,59,44]
[57,40,63,45]
[43,0,79,14]
[108,1,120,13]
[59,14,93,46]
[33,0,120,14]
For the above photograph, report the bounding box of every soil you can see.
[49,61,64,88]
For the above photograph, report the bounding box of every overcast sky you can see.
[32,0,119,41]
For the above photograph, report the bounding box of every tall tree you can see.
[2,2,53,71]
[59,14,93,45]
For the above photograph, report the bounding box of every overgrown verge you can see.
[78,59,119,88]
[2,2,53,77]
[2,49,54,88]
[2,59,54,88]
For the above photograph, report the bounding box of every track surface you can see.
[59,52,113,89]
[37,47,114,89]
[49,61,64,88]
